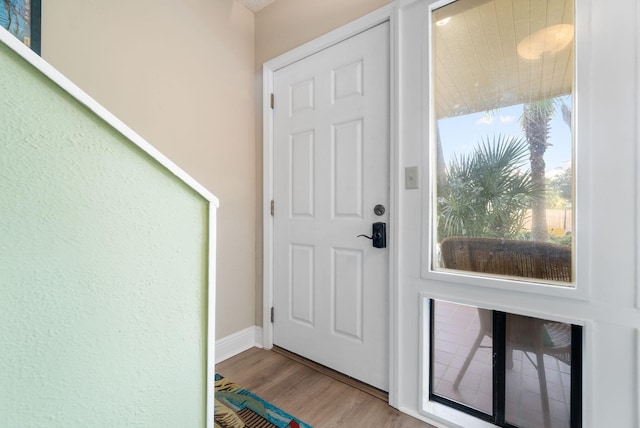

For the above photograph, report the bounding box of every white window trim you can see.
[419,293,589,428]
[419,0,591,302]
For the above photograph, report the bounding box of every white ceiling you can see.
[238,0,574,118]
[237,0,276,13]
[432,0,574,119]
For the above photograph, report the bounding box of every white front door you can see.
[272,22,390,391]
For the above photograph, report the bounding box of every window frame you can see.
[420,0,590,301]
[427,298,583,428]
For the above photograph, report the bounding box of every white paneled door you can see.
[272,22,390,391]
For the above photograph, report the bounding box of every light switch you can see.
[405,166,419,189]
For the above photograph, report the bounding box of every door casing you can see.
[262,3,399,406]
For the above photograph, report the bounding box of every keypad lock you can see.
[357,222,387,248]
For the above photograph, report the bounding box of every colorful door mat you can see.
[215,374,313,428]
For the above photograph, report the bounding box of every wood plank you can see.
[216,347,436,428]
[270,346,387,402]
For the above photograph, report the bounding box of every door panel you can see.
[290,131,314,218]
[334,119,364,218]
[290,244,314,325]
[333,247,364,340]
[273,22,390,390]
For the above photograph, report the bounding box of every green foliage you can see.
[545,189,565,209]
[520,230,573,246]
[548,167,572,201]
[437,135,542,241]
[550,234,573,246]
[545,168,572,209]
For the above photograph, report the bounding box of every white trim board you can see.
[215,326,264,364]
[262,1,398,406]
[0,27,219,428]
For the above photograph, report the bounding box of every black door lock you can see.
[357,222,387,248]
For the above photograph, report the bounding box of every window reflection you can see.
[431,0,575,285]
[430,300,580,428]
[505,314,573,428]
[431,300,493,414]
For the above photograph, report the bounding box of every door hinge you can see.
[270,306,274,323]
[270,93,274,109]
[270,200,274,216]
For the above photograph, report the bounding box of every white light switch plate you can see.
[405,166,419,189]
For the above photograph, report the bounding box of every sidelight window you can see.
[430,300,582,428]
[429,0,575,287]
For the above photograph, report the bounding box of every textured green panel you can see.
[0,43,208,427]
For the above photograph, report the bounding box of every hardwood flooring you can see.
[216,347,436,428]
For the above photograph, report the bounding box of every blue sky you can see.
[437,97,573,175]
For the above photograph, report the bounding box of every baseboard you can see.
[215,325,263,363]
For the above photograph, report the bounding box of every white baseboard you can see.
[215,325,263,363]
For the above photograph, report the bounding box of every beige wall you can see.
[253,0,392,326]
[255,0,392,66]
[39,0,394,339]
[42,0,256,339]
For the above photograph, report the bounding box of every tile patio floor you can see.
[432,301,572,428]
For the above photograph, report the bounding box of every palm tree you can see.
[521,100,556,242]
[438,135,541,241]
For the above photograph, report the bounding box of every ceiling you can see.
[237,0,276,13]
[432,0,574,119]
[238,0,574,117]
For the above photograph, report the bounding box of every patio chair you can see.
[440,237,572,428]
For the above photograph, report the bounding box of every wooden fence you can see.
[522,209,573,235]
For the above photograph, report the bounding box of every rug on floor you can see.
[214,374,312,428]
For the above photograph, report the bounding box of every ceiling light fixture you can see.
[517,24,574,60]
[436,17,451,26]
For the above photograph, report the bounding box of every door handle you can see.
[357,222,387,248]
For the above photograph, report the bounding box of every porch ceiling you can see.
[432,0,574,119]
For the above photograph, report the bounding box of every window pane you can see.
[431,0,574,286]
[429,302,582,427]
[505,314,573,428]
[431,300,493,414]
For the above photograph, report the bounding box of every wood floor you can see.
[216,347,436,428]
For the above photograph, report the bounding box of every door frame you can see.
[262,3,399,405]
